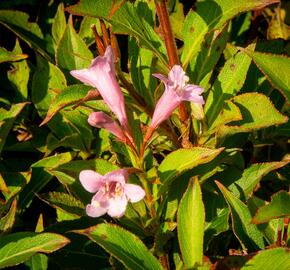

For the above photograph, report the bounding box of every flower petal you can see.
[105,169,128,185]
[88,112,127,142]
[70,46,128,129]
[86,203,107,217]
[150,87,182,129]
[168,65,189,87]
[124,184,145,203]
[79,170,104,193]
[107,195,128,218]
[182,86,205,104]
[153,73,169,84]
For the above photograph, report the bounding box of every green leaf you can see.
[7,40,30,101]
[218,93,288,138]
[181,0,279,67]
[241,248,290,270]
[74,224,163,270]
[228,161,290,200]
[204,208,230,249]
[158,147,224,194]
[0,10,50,60]
[40,192,85,217]
[190,26,229,88]
[0,172,30,205]
[0,102,28,155]
[216,181,265,251]
[0,46,28,63]
[40,84,93,126]
[52,3,66,47]
[252,191,290,224]
[0,199,17,233]
[205,44,254,126]
[56,20,93,73]
[243,50,290,103]
[25,254,48,270]
[66,0,168,67]
[18,152,75,209]
[32,55,67,118]
[0,232,70,268]
[129,39,155,108]
[177,178,205,268]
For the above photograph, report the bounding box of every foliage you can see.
[0,0,289,269]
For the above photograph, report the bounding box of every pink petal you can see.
[88,112,127,142]
[152,73,169,84]
[105,169,128,185]
[124,184,145,203]
[168,65,189,86]
[70,46,128,129]
[182,86,205,104]
[150,87,182,129]
[79,170,104,193]
[86,203,107,217]
[107,195,128,218]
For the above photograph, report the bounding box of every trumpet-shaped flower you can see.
[80,169,145,218]
[150,65,204,129]
[70,46,128,129]
[88,112,127,142]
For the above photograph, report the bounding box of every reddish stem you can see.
[91,25,105,56]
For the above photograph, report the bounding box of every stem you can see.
[155,0,188,123]
[91,25,105,55]
[100,19,110,47]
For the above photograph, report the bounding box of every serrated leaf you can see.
[244,50,290,103]
[0,232,70,268]
[205,44,254,126]
[177,178,205,268]
[40,84,93,126]
[190,26,229,88]
[252,191,290,224]
[129,39,155,108]
[66,0,167,67]
[210,100,243,131]
[40,192,85,217]
[241,248,290,270]
[0,200,17,233]
[52,3,66,47]
[18,152,75,209]
[56,20,93,73]
[0,46,27,63]
[32,55,67,118]
[158,147,224,195]
[181,0,279,67]
[0,102,28,155]
[218,93,288,138]
[0,10,50,60]
[229,160,290,200]
[74,224,163,270]
[7,40,29,101]
[216,181,265,251]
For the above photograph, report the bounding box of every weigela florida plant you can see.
[71,46,204,218]
[1,0,290,269]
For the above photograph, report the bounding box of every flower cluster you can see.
[71,46,204,218]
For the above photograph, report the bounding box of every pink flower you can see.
[70,46,128,129]
[88,112,127,142]
[150,65,204,129]
[79,169,145,218]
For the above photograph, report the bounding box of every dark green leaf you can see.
[74,224,163,270]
